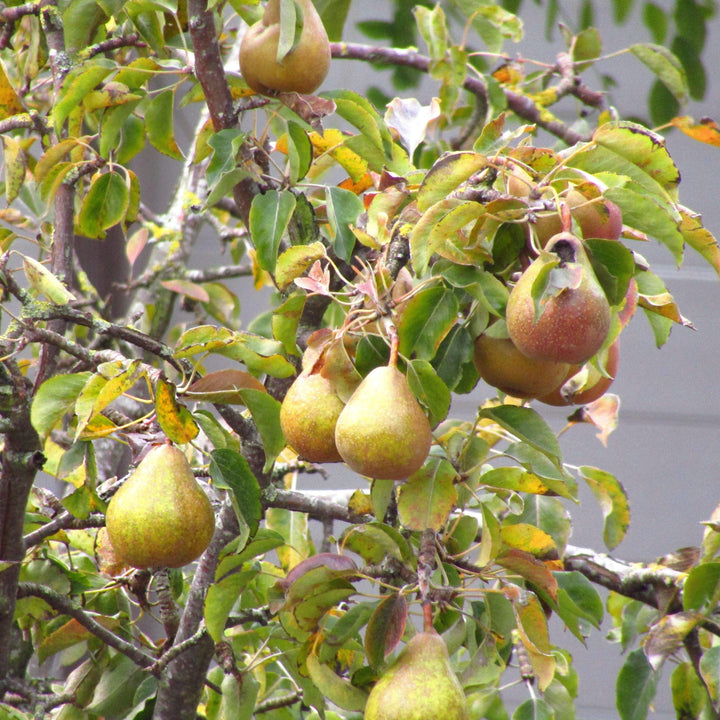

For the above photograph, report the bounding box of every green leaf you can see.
[430,324,474,391]
[205,564,259,642]
[698,646,720,705]
[287,120,313,183]
[275,242,326,291]
[630,43,688,103]
[416,152,487,211]
[145,89,183,159]
[570,120,681,200]
[239,388,284,472]
[265,507,314,571]
[78,171,131,239]
[396,457,457,531]
[397,286,458,361]
[31,373,92,439]
[670,662,708,720]
[305,652,368,712]
[250,189,296,274]
[54,60,114,132]
[405,359,450,427]
[604,186,684,265]
[513,697,554,720]
[478,405,562,464]
[410,198,487,275]
[553,570,604,639]
[3,136,26,204]
[325,186,363,263]
[683,561,720,612]
[277,0,301,62]
[616,649,659,720]
[579,466,630,550]
[23,256,75,304]
[206,128,246,195]
[209,448,262,534]
[339,522,414,566]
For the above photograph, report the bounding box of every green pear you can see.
[364,632,469,720]
[334,364,432,480]
[239,0,331,95]
[106,443,215,569]
[506,232,611,365]
[280,371,345,463]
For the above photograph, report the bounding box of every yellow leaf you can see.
[155,377,199,444]
[670,115,720,147]
[0,60,24,119]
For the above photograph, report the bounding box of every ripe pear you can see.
[364,632,469,720]
[473,333,570,400]
[539,337,620,406]
[239,0,331,95]
[280,371,345,462]
[106,443,215,569]
[506,232,611,365]
[334,364,432,480]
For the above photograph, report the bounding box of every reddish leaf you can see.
[364,592,408,668]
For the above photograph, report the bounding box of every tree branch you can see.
[153,499,239,720]
[330,42,593,146]
[16,582,156,669]
[187,0,260,226]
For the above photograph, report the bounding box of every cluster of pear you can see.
[105,442,216,569]
[239,0,330,95]
[280,344,432,480]
[364,631,469,720]
[474,175,634,405]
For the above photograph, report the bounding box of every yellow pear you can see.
[334,364,432,480]
[105,443,215,569]
[239,0,331,95]
[364,632,469,720]
[280,371,345,462]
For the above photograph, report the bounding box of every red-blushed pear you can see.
[105,443,215,569]
[506,232,611,365]
[473,333,570,400]
[539,338,620,406]
[364,631,469,720]
[334,353,432,480]
[239,0,330,95]
[567,188,623,240]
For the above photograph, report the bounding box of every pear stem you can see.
[388,327,399,368]
[422,600,434,633]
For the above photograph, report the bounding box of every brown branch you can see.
[330,42,592,146]
[16,582,156,669]
[187,0,259,226]
[153,500,239,720]
[23,511,105,549]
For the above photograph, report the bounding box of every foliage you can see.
[1,1,720,719]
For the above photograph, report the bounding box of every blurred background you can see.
[122,2,720,716]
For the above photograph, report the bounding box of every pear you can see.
[280,371,345,462]
[105,443,215,569]
[506,232,611,365]
[334,364,432,480]
[239,0,331,95]
[473,333,570,400]
[364,632,469,720]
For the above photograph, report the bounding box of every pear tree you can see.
[1,2,720,720]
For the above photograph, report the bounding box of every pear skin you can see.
[280,371,345,462]
[240,0,330,95]
[334,365,432,480]
[364,632,469,720]
[473,333,570,399]
[106,443,215,569]
[506,232,611,365]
